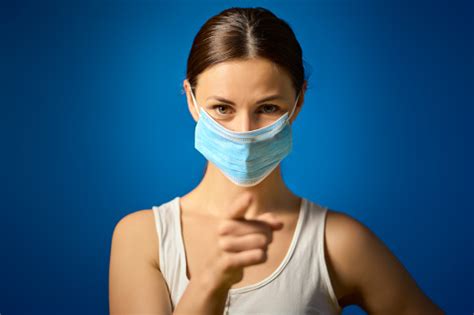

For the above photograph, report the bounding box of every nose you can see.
[234,112,257,132]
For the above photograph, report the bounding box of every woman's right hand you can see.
[203,193,285,290]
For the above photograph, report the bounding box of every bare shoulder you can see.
[109,209,172,314]
[324,209,444,314]
[323,209,371,306]
[111,209,160,270]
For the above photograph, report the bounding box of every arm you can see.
[173,270,231,315]
[109,210,232,315]
[325,211,445,315]
[109,210,172,314]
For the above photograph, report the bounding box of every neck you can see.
[188,162,299,218]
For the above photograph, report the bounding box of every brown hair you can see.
[184,6,311,99]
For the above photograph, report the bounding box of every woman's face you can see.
[184,57,306,131]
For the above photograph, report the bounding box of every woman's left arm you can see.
[325,211,445,315]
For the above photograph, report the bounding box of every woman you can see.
[109,7,444,315]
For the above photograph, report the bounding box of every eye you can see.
[211,104,233,115]
[210,104,281,116]
[258,104,281,114]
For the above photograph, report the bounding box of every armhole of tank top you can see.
[152,205,177,311]
[318,207,342,312]
[152,206,165,274]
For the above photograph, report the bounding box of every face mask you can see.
[189,86,301,187]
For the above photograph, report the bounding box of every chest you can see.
[180,213,299,289]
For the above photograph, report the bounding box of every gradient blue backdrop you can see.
[1,0,472,314]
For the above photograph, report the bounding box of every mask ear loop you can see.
[189,84,201,118]
[287,91,301,122]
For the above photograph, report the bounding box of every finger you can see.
[218,218,273,238]
[225,193,253,220]
[221,249,267,270]
[255,212,284,230]
[218,233,271,253]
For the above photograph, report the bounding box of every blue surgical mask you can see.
[189,87,300,187]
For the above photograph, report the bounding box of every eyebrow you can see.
[205,94,282,105]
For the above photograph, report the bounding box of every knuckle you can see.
[262,225,273,239]
[217,222,230,235]
[218,254,230,271]
[258,235,268,247]
[267,232,273,243]
[255,248,266,261]
[222,254,236,270]
[253,249,260,260]
[218,238,230,250]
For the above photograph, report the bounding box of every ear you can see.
[183,79,199,122]
[289,80,307,124]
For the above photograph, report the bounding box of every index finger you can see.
[225,193,253,220]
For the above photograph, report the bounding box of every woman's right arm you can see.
[172,269,231,315]
[175,193,284,315]
[109,193,283,315]
[108,210,233,315]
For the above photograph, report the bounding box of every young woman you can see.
[109,7,444,315]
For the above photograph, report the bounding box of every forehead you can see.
[196,58,294,100]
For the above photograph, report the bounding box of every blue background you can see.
[1,0,472,314]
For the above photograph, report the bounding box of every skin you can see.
[184,57,306,219]
[109,57,445,314]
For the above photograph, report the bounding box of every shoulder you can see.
[113,209,157,233]
[323,209,374,304]
[111,209,160,270]
[324,209,377,259]
[323,209,444,313]
[109,209,174,314]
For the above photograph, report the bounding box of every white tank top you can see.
[152,196,342,314]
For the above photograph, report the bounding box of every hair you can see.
[184,6,312,99]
